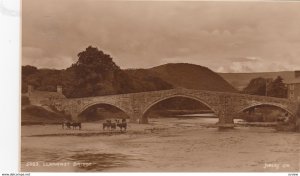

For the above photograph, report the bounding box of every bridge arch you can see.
[237,103,296,118]
[141,94,218,121]
[77,101,131,120]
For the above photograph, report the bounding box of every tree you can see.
[243,76,288,98]
[267,76,287,98]
[75,46,119,69]
[22,65,38,77]
[22,65,38,93]
[242,77,267,96]
[62,46,142,97]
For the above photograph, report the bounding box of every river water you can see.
[21,116,300,172]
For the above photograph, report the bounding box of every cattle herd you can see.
[61,118,127,131]
[62,122,82,130]
[102,119,127,131]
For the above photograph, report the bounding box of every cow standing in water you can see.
[117,118,127,131]
[62,121,71,129]
[103,120,111,131]
[62,121,81,130]
[102,120,118,131]
[110,120,117,130]
[71,122,82,130]
[103,119,127,131]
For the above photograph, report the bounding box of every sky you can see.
[22,0,300,73]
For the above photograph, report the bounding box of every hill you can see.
[124,68,173,92]
[219,71,295,90]
[147,63,237,92]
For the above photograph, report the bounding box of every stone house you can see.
[286,71,300,101]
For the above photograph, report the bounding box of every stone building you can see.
[286,71,300,101]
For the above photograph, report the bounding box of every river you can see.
[21,116,300,172]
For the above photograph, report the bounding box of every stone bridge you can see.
[51,88,299,126]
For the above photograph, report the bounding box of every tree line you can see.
[22,45,288,99]
[242,76,287,98]
[22,46,173,98]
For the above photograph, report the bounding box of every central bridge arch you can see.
[141,94,219,123]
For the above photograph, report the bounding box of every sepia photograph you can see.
[19,0,300,173]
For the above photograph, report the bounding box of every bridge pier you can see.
[217,96,235,129]
[217,112,235,129]
[218,111,234,124]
